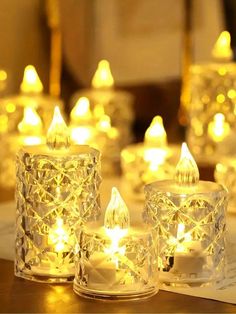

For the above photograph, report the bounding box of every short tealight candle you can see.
[73,187,158,300]
[144,143,228,286]
[15,107,101,283]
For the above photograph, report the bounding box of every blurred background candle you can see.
[70,59,134,148]
[121,115,177,199]
[74,187,158,300]
[15,106,101,283]
[187,30,236,165]
[144,143,227,286]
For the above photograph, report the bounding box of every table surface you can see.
[1,183,236,313]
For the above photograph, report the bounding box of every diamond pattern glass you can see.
[73,224,158,300]
[144,181,228,287]
[15,146,101,283]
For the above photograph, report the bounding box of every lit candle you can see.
[121,115,177,198]
[74,187,158,300]
[144,143,228,286]
[212,31,233,62]
[15,107,101,282]
[92,60,114,90]
[70,97,96,145]
[207,113,230,142]
[20,65,44,94]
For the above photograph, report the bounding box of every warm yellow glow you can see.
[20,65,43,93]
[0,70,7,81]
[168,223,192,253]
[144,116,167,147]
[97,115,111,131]
[6,103,16,113]
[18,107,43,135]
[212,31,233,61]
[48,218,69,253]
[143,148,167,172]
[208,113,230,142]
[47,106,70,150]
[70,126,94,145]
[104,187,129,268]
[0,114,8,133]
[92,60,114,89]
[94,103,105,120]
[175,142,199,186]
[70,97,92,123]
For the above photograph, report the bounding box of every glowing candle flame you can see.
[144,116,167,147]
[18,107,42,135]
[104,187,129,267]
[20,65,43,93]
[70,126,94,145]
[208,113,230,142]
[212,31,233,61]
[92,60,114,89]
[47,106,70,150]
[48,218,69,253]
[97,115,111,132]
[175,143,199,186]
[70,97,92,123]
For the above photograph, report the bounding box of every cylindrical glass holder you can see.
[187,62,236,163]
[73,221,158,300]
[215,157,236,213]
[144,180,227,287]
[15,145,101,283]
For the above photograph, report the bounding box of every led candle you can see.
[121,116,177,199]
[15,107,101,283]
[70,59,134,148]
[187,30,236,163]
[144,143,228,286]
[74,187,158,300]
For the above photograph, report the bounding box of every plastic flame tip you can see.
[104,187,130,230]
[144,115,167,147]
[92,59,114,89]
[175,142,199,186]
[70,97,92,122]
[212,31,233,61]
[18,107,42,135]
[20,65,43,93]
[47,106,70,150]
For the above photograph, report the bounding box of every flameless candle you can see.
[15,107,101,283]
[121,116,177,199]
[187,31,236,163]
[70,59,134,147]
[144,143,228,286]
[74,187,158,300]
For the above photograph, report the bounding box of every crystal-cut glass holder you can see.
[15,145,101,283]
[144,180,228,287]
[215,157,236,213]
[73,222,158,300]
[121,144,178,199]
[71,89,134,147]
[187,63,236,163]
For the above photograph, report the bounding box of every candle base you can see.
[73,282,158,301]
[15,268,74,283]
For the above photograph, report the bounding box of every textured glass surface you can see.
[215,158,236,213]
[73,225,158,300]
[71,89,134,147]
[187,63,236,161]
[144,181,227,286]
[15,146,101,283]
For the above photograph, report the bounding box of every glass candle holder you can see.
[187,62,236,163]
[144,143,228,287]
[73,187,158,301]
[15,108,101,283]
[215,157,236,213]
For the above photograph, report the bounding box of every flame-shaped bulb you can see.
[20,65,43,93]
[144,115,167,147]
[175,143,199,186]
[92,60,114,89]
[212,31,233,61]
[104,187,130,231]
[18,107,42,135]
[70,97,92,123]
[208,113,230,142]
[47,106,70,150]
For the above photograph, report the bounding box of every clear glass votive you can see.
[15,145,101,283]
[144,180,228,287]
[187,63,236,163]
[73,221,158,300]
[215,157,236,213]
